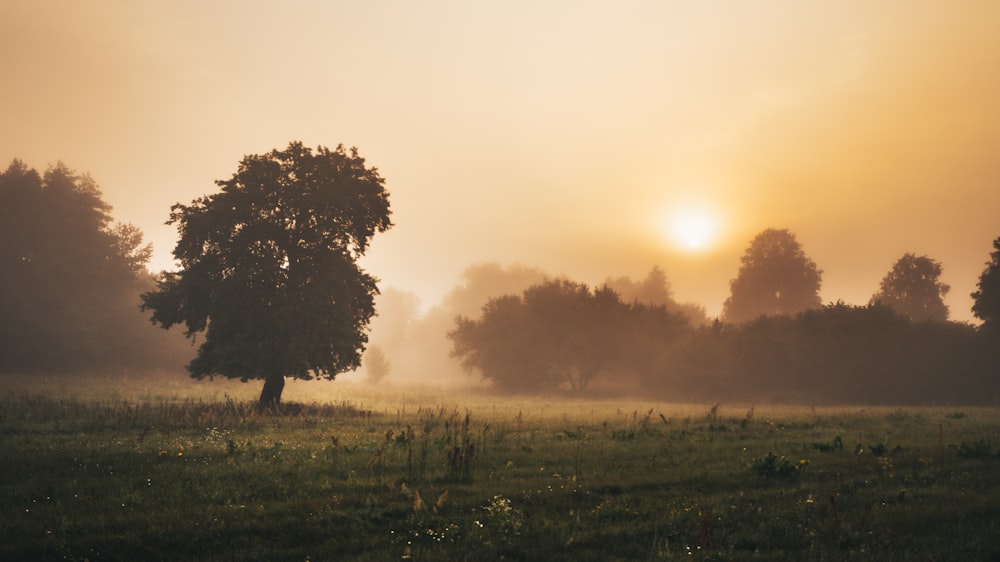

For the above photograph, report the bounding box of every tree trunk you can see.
[259,373,285,409]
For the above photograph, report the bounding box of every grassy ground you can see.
[2,373,999,561]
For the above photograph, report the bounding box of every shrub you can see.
[750,452,807,478]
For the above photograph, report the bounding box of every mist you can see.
[5,2,1000,327]
[357,263,550,387]
[5,6,1000,559]
[3,2,1000,405]
[359,247,999,405]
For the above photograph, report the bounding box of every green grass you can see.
[2,374,999,560]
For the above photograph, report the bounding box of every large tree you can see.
[141,142,392,406]
[972,236,1000,333]
[722,228,822,323]
[871,253,950,322]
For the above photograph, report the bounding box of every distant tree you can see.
[449,279,629,393]
[363,344,392,385]
[0,159,180,372]
[621,301,692,390]
[971,236,1000,333]
[654,301,994,405]
[528,282,624,392]
[605,266,709,325]
[371,263,550,386]
[141,142,392,407]
[871,253,950,322]
[442,262,549,318]
[605,266,674,306]
[450,294,537,392]
[722,228,822,323]
[794,302,911,402]
[109,222,154,275]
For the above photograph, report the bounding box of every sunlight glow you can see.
[663,206,721,252]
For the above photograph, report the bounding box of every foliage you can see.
[750,452,805,478]
[604,265,709,326]
[972,236,1000,333]
[448,271,994,403]
[0,159,189,372]
[450,280,619,392]
[621,300,693,389]
[450,267,996,404]
[363,344,392,384]
[141,142,392,406]
[4,383,1000,561]
[871,253,950,322]
[604,265,674,306]
[951,439,996,459]
[449,279,690,393]
[722,228,822,324]
[811,435,844,452]
[654,302,997,405]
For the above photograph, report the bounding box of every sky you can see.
[3,0,999,321]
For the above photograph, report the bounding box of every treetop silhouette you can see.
[141,142,392,406]
[722,228,822,324]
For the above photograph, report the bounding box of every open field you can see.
[2,373,999,561]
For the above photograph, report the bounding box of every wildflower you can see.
[876,456,894,478]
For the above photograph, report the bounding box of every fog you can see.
[2,157,996,404]
[357,262,703,387]
[3,2,1000,403]
[3,2,1000,324]
[355,251,998,405]
[356,263,549,387]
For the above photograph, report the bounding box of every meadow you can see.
[2,373,999,561]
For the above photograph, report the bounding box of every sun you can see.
[661,205,721,252]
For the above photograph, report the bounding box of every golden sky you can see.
[3,1,999,320]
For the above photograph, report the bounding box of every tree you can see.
[450,294,537,392]
[605,266,674,306]
[871,253,950,322]
[449,279,629,393]
[109,222,154,275]
[0,159,180,372]
[722,228,822,323]
[141,142,392,406]
[362,344,392,385]
[604,266,709,326]
[621,301,692,391]
[972,236,1000,333]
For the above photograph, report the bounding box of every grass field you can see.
[2,373,999,561]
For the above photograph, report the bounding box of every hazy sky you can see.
[3,1,999,320]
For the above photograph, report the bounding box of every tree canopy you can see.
[871,253,950,322]
[722,228,822,323]
[972,236,1000,334]
[449,279,690,394]
[604,266,709,326]
[0,159,186,372]
[659,302,994,404]
[141,142,392,406]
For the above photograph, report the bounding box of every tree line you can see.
[0,160,192,373]
[3,146,998,406]
[449,230,1000,404]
